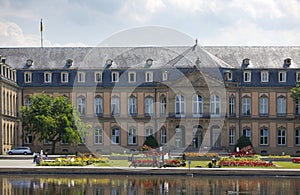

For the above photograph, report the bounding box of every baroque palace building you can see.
[0,45,300,155]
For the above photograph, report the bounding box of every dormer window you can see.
[106,59,113,68]
[224,70,232,81]
[284,58,291,68]
[261,71,269,82]
[242,58,250,68]
[24,72,32,83]
[66,59,73,66]
[244,71,251,82]
[278,71,286,82]
[77,72,86,83]
[26,59,33,66]
[296,72,300,82]
[145,59,153,68]
[128,71,136,83]
[1,56,6,64]
[61,72,69,83]
[162,71,168,81]
[44,72,52,83]
[145,71,153,82]
[95,72,102,82]
[111,71,119,82]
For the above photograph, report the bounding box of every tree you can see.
[20,93,90,154]
[143,135,159,149]
[235,135,252,151]
[290,84,300,101]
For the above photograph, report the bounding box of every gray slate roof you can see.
[0,46,300,70]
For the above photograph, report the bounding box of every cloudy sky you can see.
[1,0,300,47]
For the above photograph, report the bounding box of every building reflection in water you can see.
[0,175,299,195]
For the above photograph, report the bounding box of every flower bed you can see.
[133,159,181,167]
[292,158,300,163]
[38,156,108,166]
[218,157,274,167]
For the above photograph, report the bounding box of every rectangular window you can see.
[277,96,286,116]
[242,97,251,116]
[24,72,32,83]
[145,71,153,82]
[94,128,103,144]
[243,128,251,141]
[61,72,69,83]
[259,97,269,116]
[128,72,136,82]
[297,72,300,82]
[261,71,269,82]
[296,130,300,146]
[77,72,86,82]
[278,129,286,145]
[94,97,103,116]
[128,128,137,145]
[160,96,167,116]
[244,71,251,82]
[44,72,52,83]
[111,128,120,144]
[278,71,286,82]
[229,96,235,117]
[145,97,154,116]
[260,128,269,145]
[95,72,102,82]
[175,95,185,117]
[229,128,235,145]
[128,97,137,116]
[61,138,69,145]
[111,72,119,82]
[111,97,120,116]
[24,132,33,144]
[163,71,168,81]
[193,95,203,117]
[161,128,167,145]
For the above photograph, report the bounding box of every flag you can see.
[40,19,44,32]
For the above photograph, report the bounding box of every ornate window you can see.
[144,96,154,116]
[259,96,269,116]
[111,96,120,116]
[128,96,137,116]
[242,96,251,116]
[160,95,167,116]
[229,95,235,116]
[210,94,220,116]
[277,96,286,116]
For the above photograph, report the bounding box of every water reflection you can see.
[1,174,300,195]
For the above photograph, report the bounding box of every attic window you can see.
[106,59,113,68]
[26,59,33,66]
[242,58,250,68]
[284,58,291,68]
[1,56,6,64]
[145,59,153,67]
[66,59,73,66]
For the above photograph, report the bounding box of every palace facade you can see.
[1,45,300,155]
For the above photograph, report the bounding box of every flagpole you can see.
[40,19,43,48]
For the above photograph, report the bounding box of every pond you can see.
[2,174,300,195]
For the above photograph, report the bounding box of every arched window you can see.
[192,125,203,148]
[175,125,185,148]
[259,95,269,116]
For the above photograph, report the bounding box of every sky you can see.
[1,0,300,47]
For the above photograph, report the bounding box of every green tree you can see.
[20,93,90,154]
[235,135,252,151]
[143,135,159,149]
[291,84,300,101]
